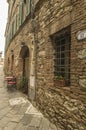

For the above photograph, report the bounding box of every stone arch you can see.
[7,57,10,75]
[8,57,10,66]
[11,54,14,73]
[19,45,30,94]
[19,45,29,76]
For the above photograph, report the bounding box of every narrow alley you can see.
[0,65,57,130]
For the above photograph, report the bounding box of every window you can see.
[12,21,14,36]
[26,0,31,15]
[13,0,15,5]
[54,30,71,86]
[19,3,23,26]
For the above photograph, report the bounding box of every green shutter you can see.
[15,15,17,33]
[10,26,11,40]
[17,13,19,29]
[14,20,15,35]
[14,16,17,34]
[16,14,19,30]
[19,5,21,26]
[12,22,14,36]
[19,3,23,26]
[11,24,13,38]
[9,29,11,41]
[8,33,9,44]
[21,3,24,22]
[26,0,31,16]
[18,6,21,27]
[9,29,10,41]
[13,22,14,35]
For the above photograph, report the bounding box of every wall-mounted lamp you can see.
[10,49,14,55]
[20,42,25,48]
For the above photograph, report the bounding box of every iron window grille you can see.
[54,32,71,86]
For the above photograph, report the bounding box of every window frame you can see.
[53,27,71,86]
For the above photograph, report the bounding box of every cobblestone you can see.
[0,65,57,130]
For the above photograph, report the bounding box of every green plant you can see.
[8,71,13,76]
[54,75,64,80]
[19,76,28,89]
[54,75,65,87]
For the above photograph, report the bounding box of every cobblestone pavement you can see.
[0,65,57,130]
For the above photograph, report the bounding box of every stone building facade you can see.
[0,52,3,64]
[5,0,86,129]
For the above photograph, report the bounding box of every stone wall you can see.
[34,0,86,129]
[36,87,86,130]
[4,19,34,90]
[5,0,86,129]
[71,0,86,90]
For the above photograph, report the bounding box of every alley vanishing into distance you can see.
[0,65,57,130]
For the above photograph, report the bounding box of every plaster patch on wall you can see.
[64,101,78,112]
[38,51,45,56]
[15,60,18,66]
[78,49,86,59]
[79,79,86,89]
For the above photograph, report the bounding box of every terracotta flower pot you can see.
[54,79,65,87]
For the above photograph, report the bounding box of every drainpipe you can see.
[31,0,37,103]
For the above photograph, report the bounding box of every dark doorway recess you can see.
[20,45,29,94]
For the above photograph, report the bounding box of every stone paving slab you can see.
[27,126,39,130]
[28,115,42,128]
[15,122,28,130]
[10,115,24,123]
[0,107,11,119]
[3,122,18,130]
[0,65,57,130]
[20,114,33,126]
[0,117,11,128]
[39,117,50,130]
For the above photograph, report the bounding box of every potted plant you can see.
[54,75,65,87]
[19,76,28,93]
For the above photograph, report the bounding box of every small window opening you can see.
[54,30,71,86]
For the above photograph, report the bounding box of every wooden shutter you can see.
[9,29,10,42]
[14,19,16,35]
[15,15,17,33]
[8,34,9,45]
[10,25,12,40]
[21,3,24,22]
[17,12,20,29]
[16,14,19,30]
[19,3,23,26]
[12,21,15,37]
[26,0,31,16]
[9,28,11,41]
[18,6,21,27]
[14,16,17,34]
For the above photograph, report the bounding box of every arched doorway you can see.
[19,45,29,94]
[7,58,10,75]
[11,54,14,73]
